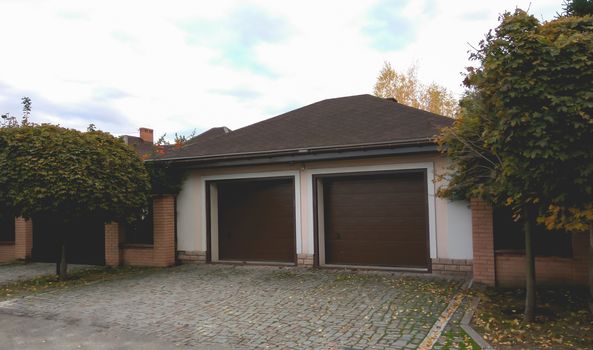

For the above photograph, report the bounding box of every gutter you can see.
[147,138,439,169]
[146,137,436,165]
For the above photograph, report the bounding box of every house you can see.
[1,94,587,286]
[158,94,471,272]
[156,94,588,286]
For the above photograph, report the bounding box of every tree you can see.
[422,83,459,119]
[561,0,593,16]
[0,119,151,279]
[438,10,593,321]
[1,97,31,128]
[373,62,459,117]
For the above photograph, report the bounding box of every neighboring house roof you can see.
[155,94,453,163]
[185,127,231,146]
[122,135,155,157]
[124,127,231,158]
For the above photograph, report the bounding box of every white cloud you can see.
[0,0,559,138]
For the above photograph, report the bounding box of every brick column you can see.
[14,217,33,260]
[153,195,175,267]
[297,254,314,267]
[105,222,121,267]
[471,199,496,285]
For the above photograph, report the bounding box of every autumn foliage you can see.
[373,62,459,117]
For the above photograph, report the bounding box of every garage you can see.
[320,171,429,269]
[215,178,295,263]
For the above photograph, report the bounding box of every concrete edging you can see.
[460,296,494,350]
[418,279,472,350]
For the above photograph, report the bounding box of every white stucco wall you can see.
[175,153,474,263]
[176,172,202,252]
[445,200,473,259]
[433,157,473,260]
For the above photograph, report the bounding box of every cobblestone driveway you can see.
[0,265,464,349]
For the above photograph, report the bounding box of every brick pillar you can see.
[153,195,175,267]
[297,254,314,267]
[14,217,33,260]
[471,199,496,285]
[105,222,121,267]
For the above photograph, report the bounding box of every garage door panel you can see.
[325,239,428,267]
[219,237,294,262]
[327,218,426,231]
[327,227,428,241]
[329,180,424,194]
[217,178,295,263]
[326,204,425,219]
[323,172,429,268]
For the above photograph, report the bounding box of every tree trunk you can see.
[56,231,68,281]
[589,227,593,315]
[524,206,536,322]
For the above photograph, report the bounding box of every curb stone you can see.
[418,278,471,350]
[460,296,494,350]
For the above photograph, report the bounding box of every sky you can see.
[0,0,559,139]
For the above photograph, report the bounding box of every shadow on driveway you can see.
[0,313,233,350]
[0,263,94,285]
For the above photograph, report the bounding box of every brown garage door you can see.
[323,171,429,268]
[217,178,295,263]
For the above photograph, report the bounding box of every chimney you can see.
[139,127,153,144]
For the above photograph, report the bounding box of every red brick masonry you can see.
[297,254,314,267]
[152,195,176,267]
[105,195,176,268]
[471,199,496,285]
[0,217,33,263]
[177,251,207,263]
[471,199,589,287]
[431,258,472,276]
[14,218,33,260]
[104,222,121,266]
[495,231,588,286]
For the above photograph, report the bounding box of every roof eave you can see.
[147,137,436,164]
[148,138,440,169]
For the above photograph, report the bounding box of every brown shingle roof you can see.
[158,94,453,161]
[185,127,231,146]
[123,135,154,157]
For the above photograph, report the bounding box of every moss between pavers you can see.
[437,330,481,350]
[471,287,593,350]
[432,294,482,350]
[0,266,158,301]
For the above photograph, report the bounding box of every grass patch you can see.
[472,287,593,349]
[440,330,481,350]
[0,265,157,301]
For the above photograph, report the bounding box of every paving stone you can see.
[0,264,464,349]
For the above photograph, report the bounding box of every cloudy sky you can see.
[0,0,559,139]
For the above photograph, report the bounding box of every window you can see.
[493,207,572,257]
[0,216,15,242]
[123,208,153,245]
